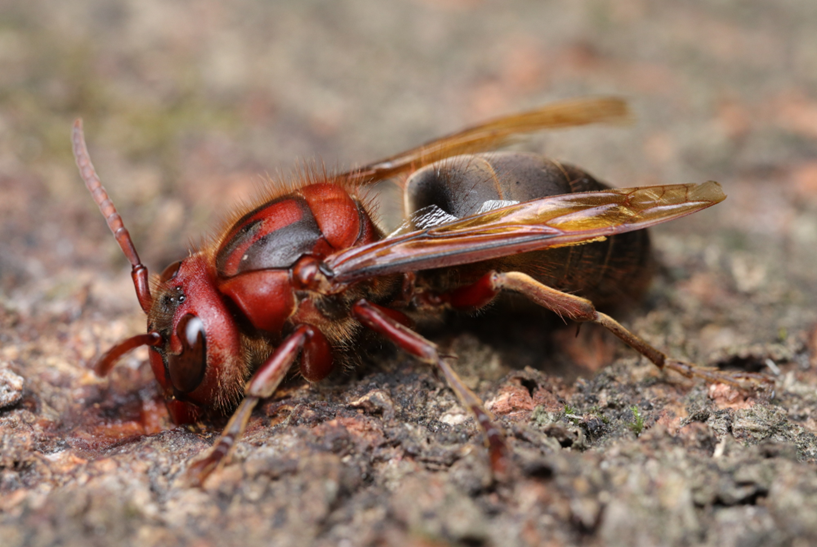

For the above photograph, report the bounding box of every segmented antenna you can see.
[72,119,153,314]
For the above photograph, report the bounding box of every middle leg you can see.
[352,299,509,478]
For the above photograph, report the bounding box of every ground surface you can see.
[2,1,817,546]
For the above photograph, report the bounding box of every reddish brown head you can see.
[146,255,248,421]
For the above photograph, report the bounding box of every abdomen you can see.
[404,152,652,307]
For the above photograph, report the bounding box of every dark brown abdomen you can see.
[404,152,652,307]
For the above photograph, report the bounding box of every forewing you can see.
[325,181,725,284]
[341,97,630,185]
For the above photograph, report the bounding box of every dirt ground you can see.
[2,1,817,546]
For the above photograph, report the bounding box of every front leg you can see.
[184,324,332,486]
[352,300,509,479]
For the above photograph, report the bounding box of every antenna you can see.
[72,119,153,313]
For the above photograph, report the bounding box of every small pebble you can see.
[0,368,24,409]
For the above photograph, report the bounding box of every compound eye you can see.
[160,260,182,282]
[168,313,207,394]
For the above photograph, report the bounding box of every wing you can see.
[325,181,725,284]
[340,97,630,185]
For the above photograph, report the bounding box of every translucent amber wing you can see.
[341,97,630,185]
[325,181,725,283]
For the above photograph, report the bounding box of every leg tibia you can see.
[353,299,509,478]
[492,271,772,391]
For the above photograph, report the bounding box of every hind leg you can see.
[437,270,773,391]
